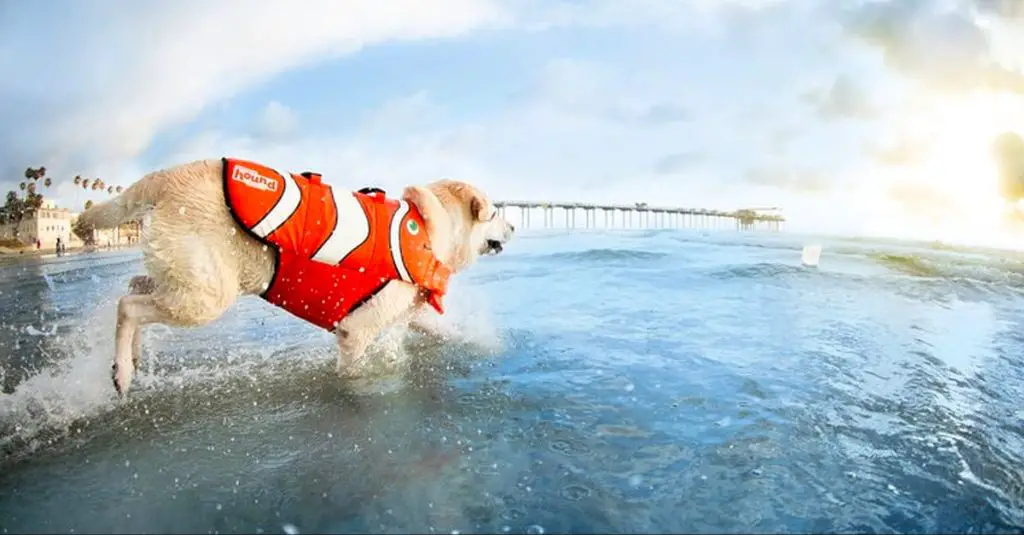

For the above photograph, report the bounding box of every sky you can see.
[2,0,1024,243]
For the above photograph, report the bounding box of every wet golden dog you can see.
[74,158,514,396]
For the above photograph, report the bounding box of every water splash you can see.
[0,297,121,460]
[23,324,58,337]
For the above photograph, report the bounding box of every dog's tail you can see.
[73,167,173,238]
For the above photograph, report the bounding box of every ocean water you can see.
[1,229,1024,534]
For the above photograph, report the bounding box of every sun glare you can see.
[859,93,1024,249]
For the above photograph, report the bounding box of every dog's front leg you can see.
[127,275,156,368]
[113,294,164,397]
[334,280,420,377]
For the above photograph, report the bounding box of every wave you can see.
[707,262,813,281]
[871,253,1024,288]
[874,253,944,278]
[538,249,669,263]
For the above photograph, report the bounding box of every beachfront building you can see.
[0,200,81,249]
[0,200,139,250]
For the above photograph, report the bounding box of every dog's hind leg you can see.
[113,293,169,397]
[127,275,156,369]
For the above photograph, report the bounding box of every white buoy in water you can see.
[801,244,821,268]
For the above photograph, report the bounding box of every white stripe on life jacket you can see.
[251,169,301,239]
[311,191,371,266]
[389,200,413,283]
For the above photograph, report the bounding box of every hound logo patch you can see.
[406,219,420,235]
[231,165,279,192]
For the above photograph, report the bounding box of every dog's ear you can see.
[402,185,453,260]
[445,181,490,222]
[469,195,487,222]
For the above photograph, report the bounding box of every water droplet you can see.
[526,525,545,535]
[282,524,299,535]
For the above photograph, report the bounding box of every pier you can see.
[494,201,784,232]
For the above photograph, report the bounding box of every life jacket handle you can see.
[300,171,323,184]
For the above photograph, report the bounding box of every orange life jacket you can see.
[222,157,451,331]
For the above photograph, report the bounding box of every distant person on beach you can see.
[56,237,63,256]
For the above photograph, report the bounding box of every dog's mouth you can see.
[483,239,504,255]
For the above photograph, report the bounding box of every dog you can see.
[73,157,514,397]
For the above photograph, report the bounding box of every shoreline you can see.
[0,244,139,266]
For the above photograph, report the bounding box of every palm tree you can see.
[23,166,46,181]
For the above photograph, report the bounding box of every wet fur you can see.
[74,159,514,397]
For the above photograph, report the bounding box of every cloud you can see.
[639,104,693,125]
[865,136,933,166]
[800,74,876,119]
[765,128,799,154]
[0,0,510,185]
[970,0,1024,18]
[653,151,704,174]
[838,0,1024,94]
[885,179,965,222]
[253,102,299,141]
[993,130,1024,200]
[743,167,833,193]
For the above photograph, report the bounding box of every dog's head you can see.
[402,179,514,272]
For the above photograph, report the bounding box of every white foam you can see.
[24,324,58,337]
[0,297,122,455]
[427,277,504,353]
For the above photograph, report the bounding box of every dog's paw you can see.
[111,362,133,398]
[334,351,365,379]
